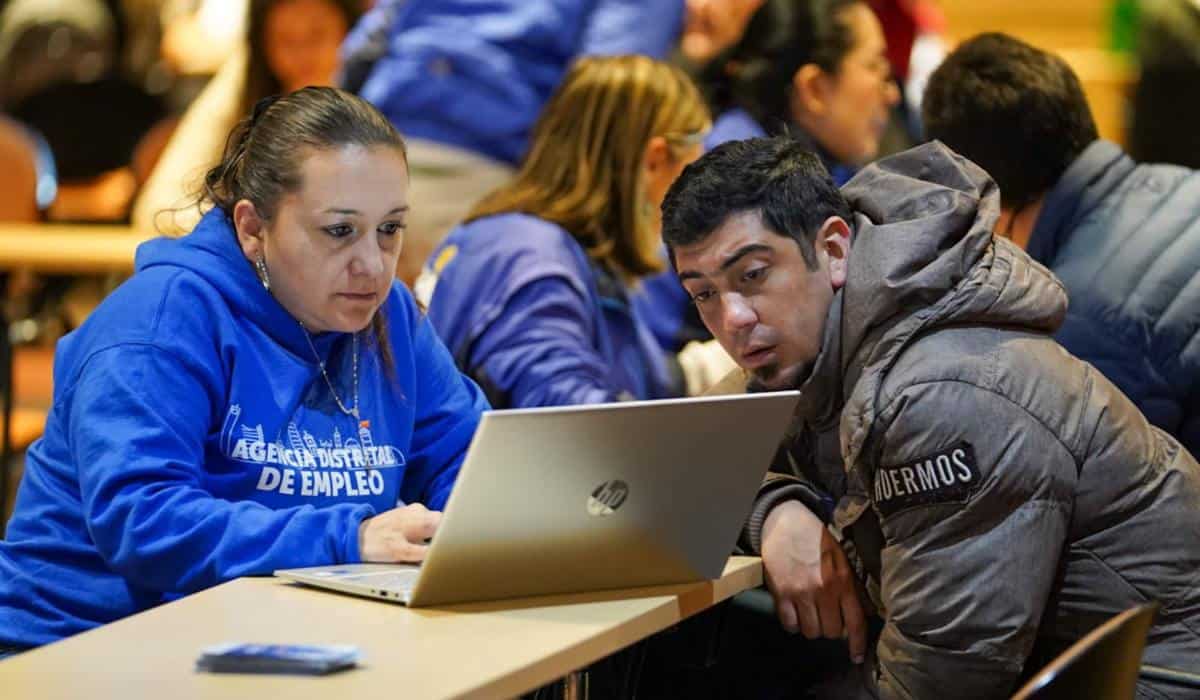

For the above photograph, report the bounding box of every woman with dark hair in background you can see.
[700,0,899,181]
[132,0,360,235]
[635,0,900,358]
[0,87,488,656]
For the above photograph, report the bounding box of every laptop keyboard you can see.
[344,569,420,592]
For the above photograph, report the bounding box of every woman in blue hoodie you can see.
[0,87,488,653]
[415,55,709,409]
[635,0,902,354]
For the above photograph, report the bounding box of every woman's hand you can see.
[358,503,442,563]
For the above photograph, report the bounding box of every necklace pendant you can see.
[300,323,361,423]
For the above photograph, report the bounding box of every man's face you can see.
[674,211,848,390]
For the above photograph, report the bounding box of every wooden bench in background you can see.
[1,223,148,524]
[938,0,1137,147]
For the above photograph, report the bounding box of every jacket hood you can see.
[796,142,1068,464]
[134,208,324,357]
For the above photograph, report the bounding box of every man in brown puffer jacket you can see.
[662,136,1200,699]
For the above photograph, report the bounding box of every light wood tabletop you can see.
[0,223,153,273]
[0,556,762,700]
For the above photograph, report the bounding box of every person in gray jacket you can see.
[661,135,1200,698]
[921,32,1200,458]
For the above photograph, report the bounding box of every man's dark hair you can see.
[922,33,1098,209]
[661,136,853,270]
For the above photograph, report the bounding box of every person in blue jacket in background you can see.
[415,55,709,409]
[923,33,1200,457]
[0,87,489,654]
[636,0,901,354]
[339,0,687,285]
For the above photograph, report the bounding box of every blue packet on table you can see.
[195,643,360,675]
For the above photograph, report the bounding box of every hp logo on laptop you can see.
[587,480,629,517]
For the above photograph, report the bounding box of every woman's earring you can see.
[255,254,270,291]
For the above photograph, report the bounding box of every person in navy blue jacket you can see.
[415,55,709,409]
[0,87,489,653]
[636,0,901,355]
[340,0,687,285]
[923,33,1200,457]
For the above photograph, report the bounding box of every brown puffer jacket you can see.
[733,142,1200,699]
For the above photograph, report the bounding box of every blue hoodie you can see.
[341,0,685,165]
[0,210,488,647]
[417,213,674,408]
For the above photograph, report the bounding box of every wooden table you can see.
[0,223,150,273]
[0,557,763,699]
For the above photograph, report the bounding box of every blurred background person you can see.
[339,0,686,286]
[867,0,946,150]
[677,0,940,153]
[132,0,361,236]
[696,0,899,181]
[1128,0,1200,169]
[0,115,43,223]
[635,0,900,361]
[0,0,177,352]
[923,32,1200,457]
[415,55,709,409]
[677,0,764,69]
[0,0,171,225]
[158,0,249,78]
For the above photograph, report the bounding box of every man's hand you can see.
[358,503,441,563]
[761,500,867,663]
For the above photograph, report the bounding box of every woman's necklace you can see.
[300,325,360,420]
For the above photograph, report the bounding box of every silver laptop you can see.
[275,391,799,606]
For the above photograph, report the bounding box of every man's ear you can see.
[232,199,265,261]
[791,63,832,119]
[816,216,852,289]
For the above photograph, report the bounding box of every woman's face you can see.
[244,144,409,334]
[797,3,900,165]
[264,0,349,93]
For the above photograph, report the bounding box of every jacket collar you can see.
[777,291,846,433]
[818,143,1063,467]
[1026,139,1133,265]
